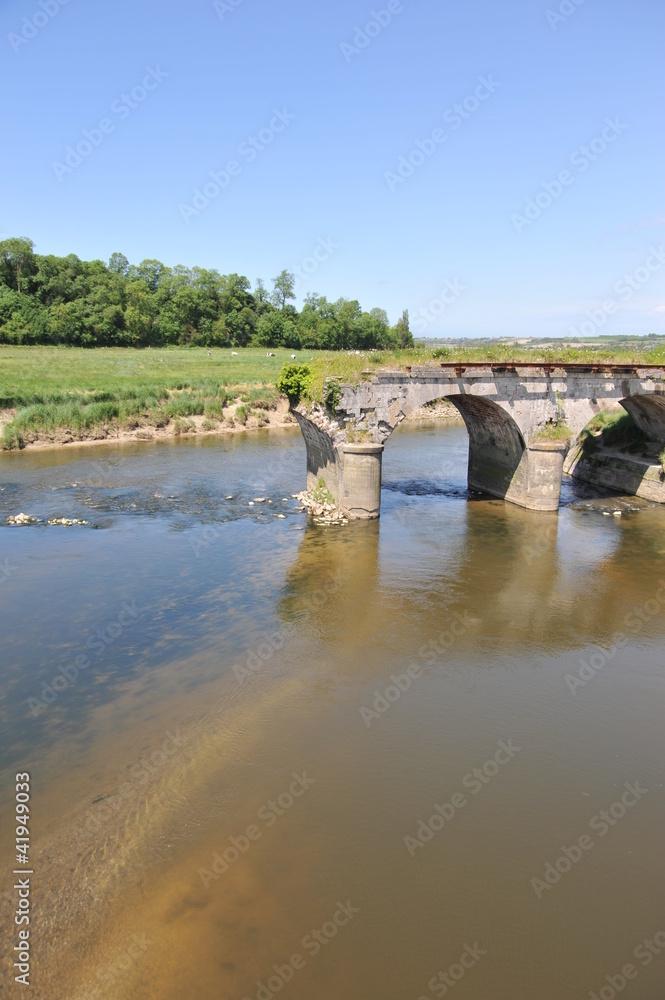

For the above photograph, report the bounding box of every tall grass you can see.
[0,347,282,448]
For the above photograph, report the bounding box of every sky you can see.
[1,0,663,338]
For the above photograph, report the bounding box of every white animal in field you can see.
[290,353,296,359]
[207,351,211,356]
[231,351,238,356]
[266,352,275,357]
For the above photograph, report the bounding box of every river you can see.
[0,423,663,999]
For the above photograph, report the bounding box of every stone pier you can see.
[340,443,384,518]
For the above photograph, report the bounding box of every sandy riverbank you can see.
[0,397,297,453]
[0,397,463,454]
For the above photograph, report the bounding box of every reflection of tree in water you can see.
[279,499,665,672]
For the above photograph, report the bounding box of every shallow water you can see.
[0,424,663,999]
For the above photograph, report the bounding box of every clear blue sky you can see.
[2,0,663,337]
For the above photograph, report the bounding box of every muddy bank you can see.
[0,397,463,454]
[0,398,297,453]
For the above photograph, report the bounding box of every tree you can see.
[394,308,413,348]
[254,278,272,316]
[0,237,35,294]
[271,269,295,309]
[254,278,269,303]
[129,259,168,292]
[0,236,404,352]
[124,280,157,344]
[108,252,129,276]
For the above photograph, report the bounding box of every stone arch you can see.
[619,392,665,442]
[381,392,563,510]
[444,394,527,499]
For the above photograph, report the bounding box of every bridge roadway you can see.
[292,362,665,517]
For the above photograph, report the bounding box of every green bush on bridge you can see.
[277,364,312,405]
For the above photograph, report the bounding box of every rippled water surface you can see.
[0,424,663,999]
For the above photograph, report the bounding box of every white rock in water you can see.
[253,497,266,502]
[226,495,233,499]
[248,502,254,506]
[277,514,286,518]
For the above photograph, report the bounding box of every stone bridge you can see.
[293,362,665,517]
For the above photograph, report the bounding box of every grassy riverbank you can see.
[0,346,291,449]
[2,342,664,449]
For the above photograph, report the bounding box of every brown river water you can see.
[0,423,663,999]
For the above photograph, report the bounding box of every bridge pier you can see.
[465,438,568,511]
[522,440,570,511]
[340,443,383,519]
[292,411,384,518]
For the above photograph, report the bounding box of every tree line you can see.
[0,238,413,350]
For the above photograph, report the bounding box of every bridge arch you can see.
[619,391,665,442]
[381,393,528,501]
[445,394,526,498]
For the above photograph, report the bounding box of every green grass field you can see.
[2,342,664,449]
[0,345,303,407]
[0,345,295,448]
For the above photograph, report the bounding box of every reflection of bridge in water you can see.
[293,363,665,517]
[279,500,665,676]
